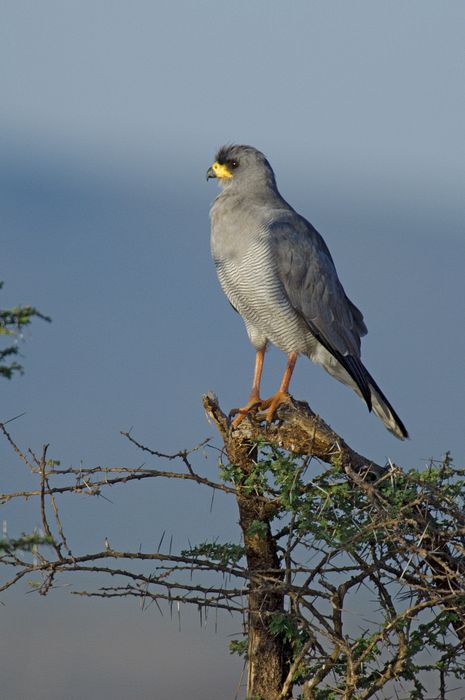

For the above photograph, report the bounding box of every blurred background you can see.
[1,2,464,698]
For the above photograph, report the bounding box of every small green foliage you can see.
[219,461,246,485]
[246,520,268,540]
[220,447,301,499]
[313,690,339,700]
[269,612,311,675]
[46,459,61,467]
[0,533,55,553]
[27,579,42,590]
[0,281,51,380]
[352,634,379,663]
[229,639,248,657]
[269,612,299,643]
[330,451,343,472]
[181,541,244,566]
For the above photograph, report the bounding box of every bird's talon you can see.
[230,399,262,428]
[261,391,292,424]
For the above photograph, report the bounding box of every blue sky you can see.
[1,2,464,698]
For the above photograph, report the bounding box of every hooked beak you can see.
[206,166,216,181]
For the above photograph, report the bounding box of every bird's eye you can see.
[230,160,239,169]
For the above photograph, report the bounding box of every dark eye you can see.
[230,160,239,169]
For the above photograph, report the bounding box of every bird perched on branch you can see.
[207,145,408,440]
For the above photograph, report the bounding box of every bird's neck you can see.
[219,180,285,207]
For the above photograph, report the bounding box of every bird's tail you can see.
[364,368,409,440]
[313,349,408,440]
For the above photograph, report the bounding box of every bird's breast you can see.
[212,231,309,354]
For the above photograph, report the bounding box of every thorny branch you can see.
[1,396,465,698]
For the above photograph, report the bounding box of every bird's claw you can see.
[259,391,292,424]
[230,392,292,428]
[230,399,262,428]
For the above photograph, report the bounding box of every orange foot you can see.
[260,391,292,424]
[230,394,263,428]
[230,391,292,428]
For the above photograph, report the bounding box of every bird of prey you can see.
[207,145,408,440]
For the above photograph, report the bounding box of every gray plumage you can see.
[208,144,408,439]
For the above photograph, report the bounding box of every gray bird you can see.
[207,145,408,439]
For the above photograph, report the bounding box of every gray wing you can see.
[269,215,372,407]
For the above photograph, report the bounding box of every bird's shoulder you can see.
[266,210,336,281]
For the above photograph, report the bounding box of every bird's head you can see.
[206,145,276,190]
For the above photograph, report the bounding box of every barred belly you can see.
[215,241,310,354]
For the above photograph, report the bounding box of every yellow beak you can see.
[206,161,233,180]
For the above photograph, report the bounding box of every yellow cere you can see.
[212,161,233,179]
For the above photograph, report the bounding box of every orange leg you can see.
[231,348,265,427]
[261,352,298,423]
